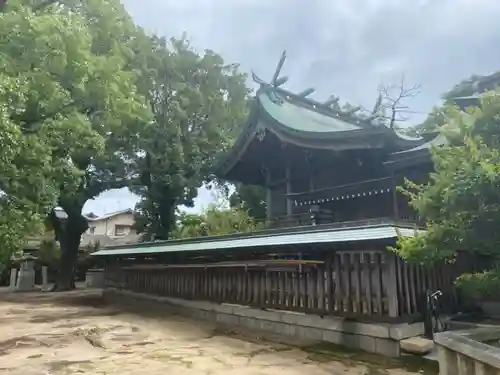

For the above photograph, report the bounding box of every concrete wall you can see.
[435,328,500,375]
[103,288,424,357]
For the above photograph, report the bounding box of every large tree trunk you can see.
[54,233,81,291]
[50,208,88,292]
[154,198,176,240]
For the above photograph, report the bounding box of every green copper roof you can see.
[214,88,426,183]
[92,222,422,257]
[258,91,364,133]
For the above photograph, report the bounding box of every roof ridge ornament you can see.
[271,50,287,86]
[250,51,381,127]
[252,50,289,105]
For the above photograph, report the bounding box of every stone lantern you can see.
[9,251,48,292]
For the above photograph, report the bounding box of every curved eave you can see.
[214,98,261,179]
[384,133,448,170]
[389,131,427,151]
[384,151,432,171]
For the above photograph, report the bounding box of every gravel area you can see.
[0,289,436,375]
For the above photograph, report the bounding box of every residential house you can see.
[82,209,140,248]
[85,209,135,237]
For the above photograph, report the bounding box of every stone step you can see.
[400,336,434,355]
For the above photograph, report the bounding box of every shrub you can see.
[456,267,500,301]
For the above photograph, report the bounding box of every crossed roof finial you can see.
[251,50,289,88]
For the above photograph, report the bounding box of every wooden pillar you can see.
[285,165,293,216]
[265,167,272,220]
[309,173,314,191]
[391,172,399,221]
[386,253,400,317]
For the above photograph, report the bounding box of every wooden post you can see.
[391,173,399,221]
[326,255,334,313]
[386,253,400,317]
[293,270,300,309]
[363,253,373,315]
[317,265,325,311]
[354,253,362,314]
[344,253,353,313]
[265,167,273,220]
[285,165,293,216]
[374,253,384,315]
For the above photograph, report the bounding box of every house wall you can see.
[87,213,135,237]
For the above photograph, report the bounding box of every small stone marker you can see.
[16,258,36,291]
[9,268,17,291]
[400,336,434,355]
[41,266,48,291]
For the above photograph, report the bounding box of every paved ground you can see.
[0,289,437,375]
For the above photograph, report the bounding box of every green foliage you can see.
[133,37,250,240]
[171,205,264,239]
[0,1,101,261]
[443,72,500,101]
[229,184,267,219]
[0,0,152,286]
[38,239,60,267]
[456,268,500,301]
[395,92,500,264]
[410,106,447,136]
[411,71,500,136]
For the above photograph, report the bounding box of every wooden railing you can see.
[258,214,423,231]
[105,250,474,321]
[266,213,314,228]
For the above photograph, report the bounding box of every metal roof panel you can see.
[92,225,420,257]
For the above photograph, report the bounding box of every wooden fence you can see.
[105,249,475,321]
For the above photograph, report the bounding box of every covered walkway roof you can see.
[91,219,422,257]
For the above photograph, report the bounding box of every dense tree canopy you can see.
[413,72,500,136]
[395,92,500,264]
[132,37,250,241]
[0,0,152,287]
[229,184,267,220]
[171,205,263,239]
[0,0,103,262]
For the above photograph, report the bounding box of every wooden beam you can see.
[122,259,325,270]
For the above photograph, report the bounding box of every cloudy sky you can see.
[84,0,500,215]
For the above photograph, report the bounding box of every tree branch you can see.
[378,74,421,129]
